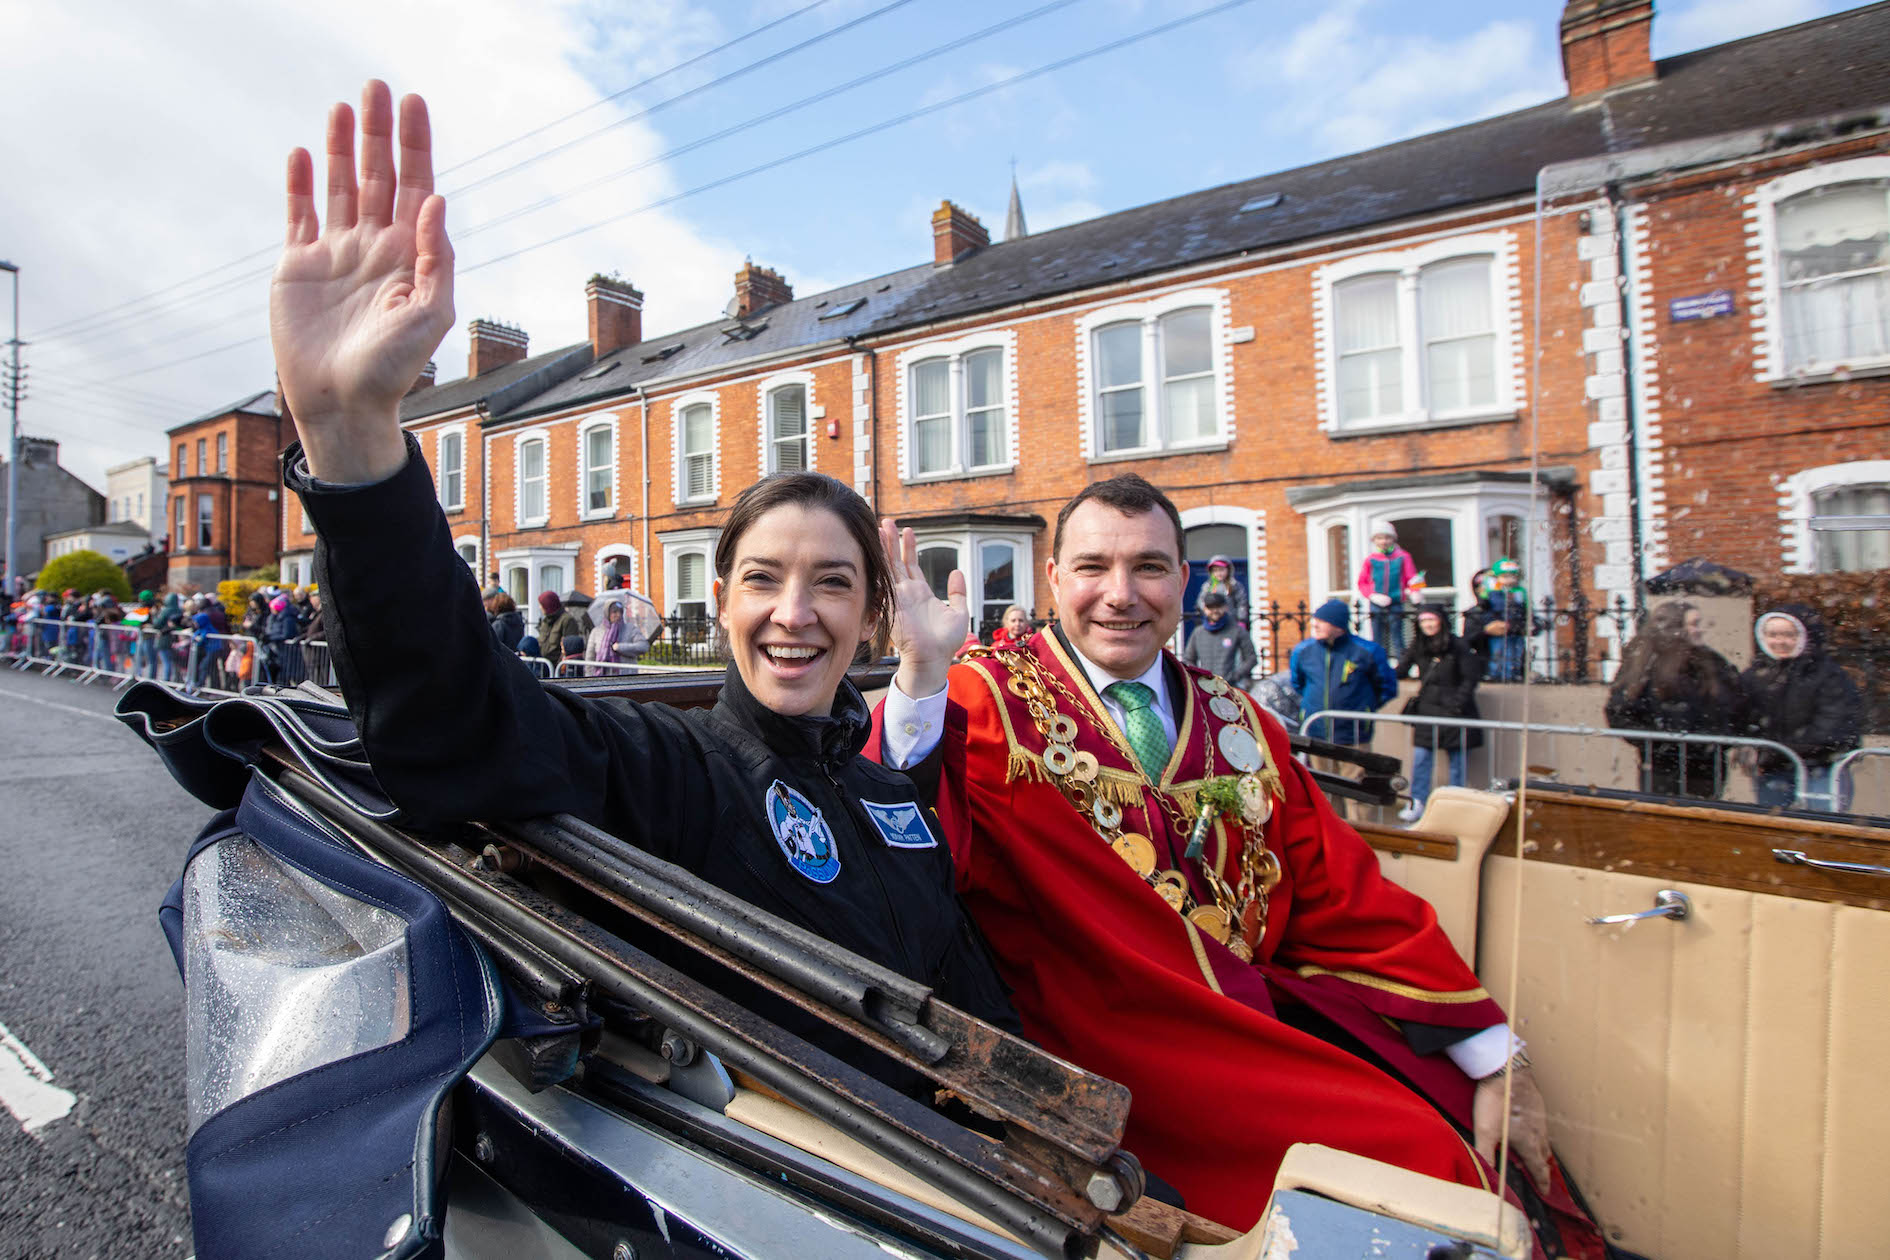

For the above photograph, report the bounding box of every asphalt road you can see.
[0,667,208,1258]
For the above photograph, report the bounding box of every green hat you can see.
[138,589,155,601]
[1492,558,1520,576]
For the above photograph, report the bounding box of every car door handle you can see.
[1587,889,1690,926]
[1774,849,1890,878]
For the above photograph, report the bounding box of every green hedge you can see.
[36,550,132,602]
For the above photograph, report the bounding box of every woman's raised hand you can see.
[881,518,966,700]
[270,81,454,484]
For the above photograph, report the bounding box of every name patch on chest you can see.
[860,799,938,850]
[766,780,841,884]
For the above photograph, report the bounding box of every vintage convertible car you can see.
[121,666,1886,1260]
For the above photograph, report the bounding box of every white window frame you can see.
[494,543,579,617]
[577,414,619,520]
[513,428,551,528]
[174,496,188,549]
[215,432,228,475]
[1777,459,1890,573]
[452,533,481,574]
[1298,481,1549,619]
[436,423,466,511]
[672,391,721,506]
[895,330,1018,482]
[594,543,641,595]
[1076,288,1233,462]
[658,526,722,620]
[757,370,819,476]
[908,526,1036,627]
[1313,232,1522,435]
[1748,156,1890,381]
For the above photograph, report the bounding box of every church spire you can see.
[1004,161,1028,242]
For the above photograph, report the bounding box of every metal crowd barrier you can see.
[1295,708,1840,812]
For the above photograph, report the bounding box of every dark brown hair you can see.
[1052,473,1185,565]
[714,472,892,657]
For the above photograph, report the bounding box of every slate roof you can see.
[460,2,1890,425]
[399,342,590,423]
[168,389,279,434]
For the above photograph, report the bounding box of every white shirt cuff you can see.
[881,680,949,769]
[1445,1024,1521,1079]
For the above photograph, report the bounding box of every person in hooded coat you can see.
[1394,605,1483,821]
[1739,604,1863,812]
[1604,601,1746,801]
[1197,555,1249,627]
[534,591,584,669]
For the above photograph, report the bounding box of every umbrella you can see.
[589,590,663,640]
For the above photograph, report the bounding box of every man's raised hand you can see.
[882,518,966,701]
[270,82,454,484]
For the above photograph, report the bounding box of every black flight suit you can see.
[285,436,1017,1096]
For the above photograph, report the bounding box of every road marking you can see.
[0,681,122,724]
[0,1019,77,1134]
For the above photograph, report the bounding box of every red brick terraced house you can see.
[167,390,287,591]
[290,1,1890,669]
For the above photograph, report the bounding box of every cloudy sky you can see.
[6,0,1860,494]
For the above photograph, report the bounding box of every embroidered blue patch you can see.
[861,799,938,850]
[766,780,841,884]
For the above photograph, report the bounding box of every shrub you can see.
[217,579,268,620]
[36,550,132,602]
[242,563,280,583]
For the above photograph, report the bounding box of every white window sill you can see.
[1326,409,1517,439]
[1087,438,1230,465]
[580,508,618,522]
[901,465,1015,486]
[1768,360,1890,389]
[516,520,550,531]
[675,494,717,508]
[440,501,465,514]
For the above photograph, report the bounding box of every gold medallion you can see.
[1209,695,1241,723]
[1227,936,1254,963]
[1069,750,1100,783]
[1008,677,1033,700]
[1217,725,1263,773]
[1044,742,1077,776]
[1238,773,1273,825]
[1196,675,1229,696]
[1045,713,1079,744]
[1188,905,1232,943]
[1111,832,1156,877]
[1154,870,1189,910]
[1093,796,1124,831]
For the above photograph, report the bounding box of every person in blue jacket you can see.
[1289,598,1398,747]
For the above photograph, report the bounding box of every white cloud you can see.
[9,0,747,496]
[1232,4,1562,155]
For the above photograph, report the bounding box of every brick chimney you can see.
[732,262,793,319]
[406,360,438,396]
[1560,0,1654,98]
[932,201,989,267]
[467,319,528,378]
[586,275,644,358]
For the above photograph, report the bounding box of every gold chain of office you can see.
[972,645,1283,960]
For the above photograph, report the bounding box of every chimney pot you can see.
[933,201,990,267]
[406,361,438,396]
[586,276,644,359]
[467,319,529,378]
[732,263,793,320]
[1560,0,1654,98]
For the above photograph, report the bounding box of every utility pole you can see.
[1,260,19,598]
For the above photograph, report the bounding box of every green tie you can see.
[1104,681,1171,780]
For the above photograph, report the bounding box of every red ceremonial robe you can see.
[870,632,1505,1231]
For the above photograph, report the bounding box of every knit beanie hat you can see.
[1312,598,1351,630]
[538,590,561,616]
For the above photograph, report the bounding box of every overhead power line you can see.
[29,0,850,343]
[457,0,1085,243]
[464,0,1260,274]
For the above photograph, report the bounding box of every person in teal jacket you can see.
[1289,598,1398,745]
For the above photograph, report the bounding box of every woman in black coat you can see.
[1605,601,1746,801]
[1394,605,1482,821]
[1739,603,1863,812]
[483,586,524,651]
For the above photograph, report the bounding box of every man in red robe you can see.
[872,475,1600,1251]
